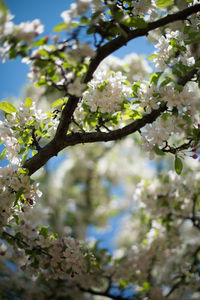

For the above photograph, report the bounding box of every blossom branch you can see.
[1,231,52,258]
[23,103,166,175]
[79,285,132,300]
[85,4,200,83]
[166,245,200,298]
[55,5,200,138]
[23,5,200,176]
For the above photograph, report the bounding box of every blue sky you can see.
[0,0,155,99]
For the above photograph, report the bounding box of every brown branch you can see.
[166,245,200,298]
[23,5,200,176]
[31,128,41,151]
[1,231,52,258]
[55,4,200,139]
[85,4,200,83]
[79,285,132,300]
[23,103,167,175]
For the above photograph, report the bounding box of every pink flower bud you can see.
[192,148,197,152]
[20,265,26,271]
[53,35,59,43]
[192,154,198,159]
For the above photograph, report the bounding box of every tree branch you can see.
[79,285,133,300]
[23,103,167,175]
[23,5,200,176]
[85,4,200,83]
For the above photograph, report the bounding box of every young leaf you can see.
[0,102,17,113]
[0,1,7,17]
[24,97,32,107]
[150,72,163,86]
[53,22,67,32]
[154,144,165,156]
[156,0,174,8]
[148,54,158,61]
[0,148,7,160]
[50,98,67,108]
[174,156,183,175]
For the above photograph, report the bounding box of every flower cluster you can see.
[0,98,59,165]
[0,5,44,62]
[0,6,14,38]
[152,29,195,71]
[15,226,88,280]
[15,19,44,44]
[141,116,180,157]
[97,53,152,82]
[161,82,196,110]
[61,0,93,27]
[138,82,198,158]
[137,81,159,113]
[131,0,156,17]
[83,71,132,113]
[0,165,41,228]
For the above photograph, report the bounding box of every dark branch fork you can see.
[23,4,200,176]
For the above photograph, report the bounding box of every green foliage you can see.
[50,98,67,108]
[156,0,174,7]
[150,72,163,86]
[154,144,165,155]
[0,148,7,160]
[53,23,68,32]
[174,156,183,175]
[0,1,7,16]
[24,97,32,107]
[0,102,17,113]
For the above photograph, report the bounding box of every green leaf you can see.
[0,102,17,113]
[148,54,158,61]
[0,148,7,160]
[35,79,47,87]
[141,281,150,292]
[156,0,174,8]
[174,156,183,175]
[32,37,48,47]
[24,97,32,107]
[154,144,165,156]
[53,22,67,32]
[0,1,7,17]
[38,49,49,57]
[160,77,172,88]
[39,226,49,238]
[80,16,88,24]
[150,72,163,86]
[18,168,28,175]
[50,98,67,108]
[129,17,147,29]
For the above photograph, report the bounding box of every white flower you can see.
[61,10,72,24]
[68,78,86,97]
[16,19,44,44]
[132,0,151,16]
[83,71,132,113]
